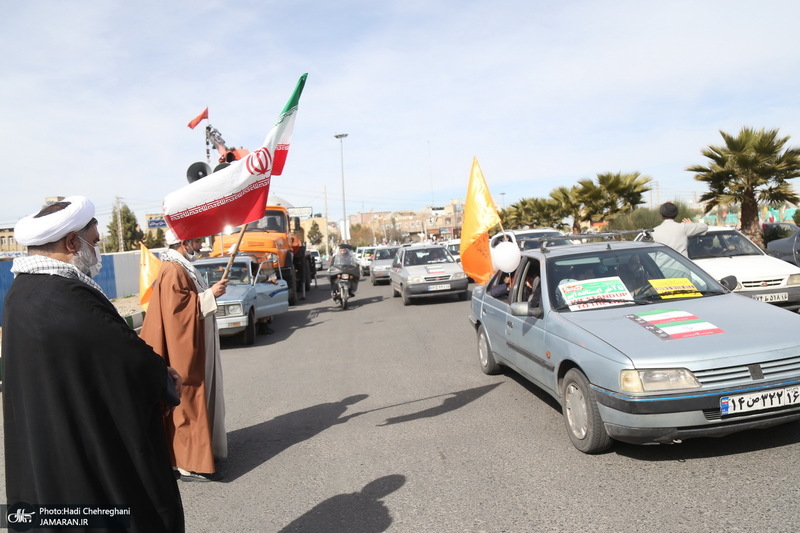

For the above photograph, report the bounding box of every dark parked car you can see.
[766,225,800,266]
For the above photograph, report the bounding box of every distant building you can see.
[0,227,25,255]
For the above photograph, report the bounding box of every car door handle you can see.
[506,321,514,329]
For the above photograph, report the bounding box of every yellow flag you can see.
[460,157,501,284]
[139,243,162,312]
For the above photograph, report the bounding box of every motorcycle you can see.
[328,248,360,309]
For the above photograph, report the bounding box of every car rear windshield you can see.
[687,231,762,259]
[375,248,399,260]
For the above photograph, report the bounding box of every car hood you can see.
[553,293,800,370]
[692,254,800,282]
[405,264,463,275]
[216,284,251,303]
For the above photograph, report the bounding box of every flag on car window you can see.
[164,73,308,239]
[460,157,501,284]
[139,242,162,312]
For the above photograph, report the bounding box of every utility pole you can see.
[335,133,348,243]
[115,196,124,252]
[323,185,330,258]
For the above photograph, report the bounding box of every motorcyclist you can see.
[329,244,360,297]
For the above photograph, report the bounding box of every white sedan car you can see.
[389,244,468,305]
[686,227,800,311]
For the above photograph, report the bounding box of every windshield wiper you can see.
[641,289,727,299]
[553,297,647,311]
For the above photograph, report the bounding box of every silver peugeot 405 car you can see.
[470,236,800,453]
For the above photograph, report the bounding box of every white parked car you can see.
[490,228,573,251]
[358,246,376,275]
[445,239,461,262]
[685,227,800,311]
[640,226,800,311]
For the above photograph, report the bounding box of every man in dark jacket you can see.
[2,196,184,532]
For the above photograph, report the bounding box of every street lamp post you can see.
[335,133,349,243]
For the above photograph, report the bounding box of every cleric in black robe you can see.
[2,196,184,532]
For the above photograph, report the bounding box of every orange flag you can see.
[139,243,162,312]
[187,107,209,129]
[460,157,501,284]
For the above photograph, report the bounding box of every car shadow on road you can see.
[278,474,406,533]
[615,422,800,461]
[499,366,800,460]
[221,394,369,483]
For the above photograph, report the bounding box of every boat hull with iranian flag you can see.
[164,73,307,240]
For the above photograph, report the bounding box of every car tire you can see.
[477,325,500,375]
[241,309,256,346]
[401,286,412,306]
[286,263,297,306]
[561,368,612,454]
[371,276,377,286]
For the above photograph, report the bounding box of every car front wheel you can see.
[241,309,256,346]
[561,369,611,454]
[401,286,412,306]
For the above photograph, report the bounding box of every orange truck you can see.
[210,205,314,305]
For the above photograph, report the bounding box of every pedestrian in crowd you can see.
[141,229,228,482]
[651,201,708,256]
[2,196,184,532]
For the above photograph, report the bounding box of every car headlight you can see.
[620,368,700,393]
[451,272,467,280]
[218,302,244,317]
[407,276,426,284]
[788,274,800,286]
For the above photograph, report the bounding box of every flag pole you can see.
[222,225,248,280]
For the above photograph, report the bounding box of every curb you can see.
[124,312,146,335]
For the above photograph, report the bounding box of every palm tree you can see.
[579,172,652,224]
[687,127,800,247]
[550,186,586,234]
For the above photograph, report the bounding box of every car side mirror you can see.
[719,275,738,291]
[509,302,543,319]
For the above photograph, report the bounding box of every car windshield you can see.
[547,247,725,312]
[196,263,252,286]
[375,247,398,260]
[403,247,453,266]
[446,244,460,255]
[244,209,287,233]
[687,231,762,259]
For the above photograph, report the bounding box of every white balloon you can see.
[492,241,521,272]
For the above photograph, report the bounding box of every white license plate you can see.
[428,284,451,291]
[753,292,788,303]
[720,386,800,415]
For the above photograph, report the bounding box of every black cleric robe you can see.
[2,273,184,533]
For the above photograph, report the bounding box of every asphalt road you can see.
[4,273,800,532]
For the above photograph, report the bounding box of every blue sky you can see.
[2,0,799,234]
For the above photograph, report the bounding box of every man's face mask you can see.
[184,241,199,262]
[72,236,102,277]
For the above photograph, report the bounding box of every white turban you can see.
[14,196,96,246]
[164,228,182,246]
